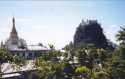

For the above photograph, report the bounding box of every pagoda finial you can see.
[13,17,15,26]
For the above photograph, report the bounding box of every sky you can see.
[0,0,125,49]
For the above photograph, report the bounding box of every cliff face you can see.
[74,20,111,49]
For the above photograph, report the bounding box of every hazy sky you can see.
[0,1,125,49]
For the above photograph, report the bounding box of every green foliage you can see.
[75,66,90,73]
[94,71,109,79]
[29,26,125,79]
[0,48,26,78]
[41,44,62,61]
[34,57,65,79]
[116,27,125,43]
[0,48,25,65]
[109,45,125,79]
[0,48,13,64]
[13,55,26,66]
[32,45,66,79]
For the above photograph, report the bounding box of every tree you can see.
[42,44,61,61]
[75,66,90,79]
[73,43,111,79]
[34,58,65,79]
[0,48,13,74]
[116,27,125,44]
[0,48,25,78]
[30,44,66,79]
[116,27,125,59]
[106,27,125,79]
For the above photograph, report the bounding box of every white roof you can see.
[27,45,48,50]
[2,60,35,78]
[9,45,49,51]
[2,73,21,78]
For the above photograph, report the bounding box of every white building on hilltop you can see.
[1,17,49,59]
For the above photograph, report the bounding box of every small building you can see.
[1,17,49,59]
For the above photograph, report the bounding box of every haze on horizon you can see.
[0,1,125,49]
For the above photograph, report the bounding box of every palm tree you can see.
[116,27,125,44]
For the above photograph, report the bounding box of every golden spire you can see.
[12,17,17,34]
[10,17,18,38]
